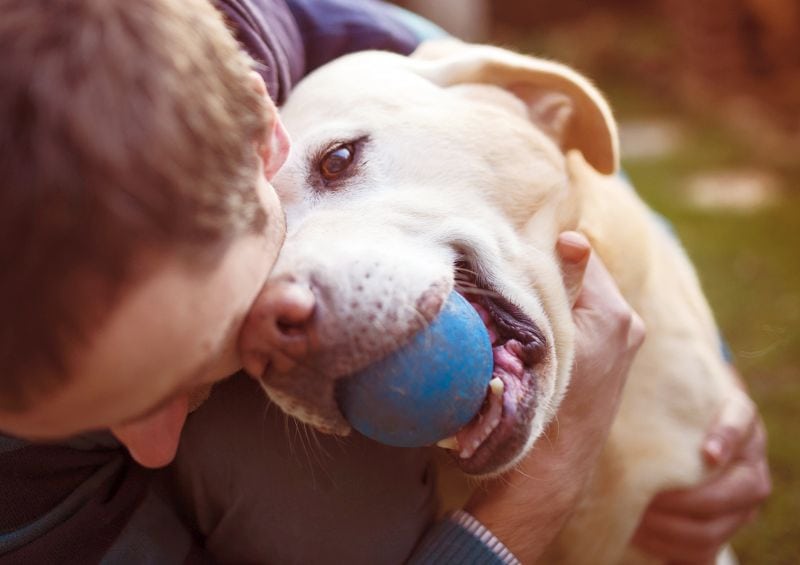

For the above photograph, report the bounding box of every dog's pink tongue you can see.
[111,395,189,468]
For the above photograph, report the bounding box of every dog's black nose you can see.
[239,278,316,379]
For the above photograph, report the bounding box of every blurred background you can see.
[396,1,799,562]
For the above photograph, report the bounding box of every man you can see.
[0,0,768,563]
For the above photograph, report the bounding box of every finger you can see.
[627,310,646,351]
[647,460,770,517]
[633,528,719,565]
[703,387,757,467]
[571,249,645,357]
[570,246,639,331]
[567,247,644,399]
[556,231,591,306]
[634,507,752,560]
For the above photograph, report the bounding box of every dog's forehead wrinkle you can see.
[286,66,441,124]
[446,82,530,119]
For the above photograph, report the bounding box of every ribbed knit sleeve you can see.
[408,510,521,565]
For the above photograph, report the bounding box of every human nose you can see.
[111,395,189,468]
[239,278,316,380]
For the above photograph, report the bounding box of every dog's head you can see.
[241,41,618,475]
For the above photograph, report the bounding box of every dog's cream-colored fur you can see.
[266,41,740,564]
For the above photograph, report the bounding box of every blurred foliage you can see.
[493,6,800,564]
[493,0,800,162]
[621,104,799,565]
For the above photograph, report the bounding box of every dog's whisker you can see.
[451,275,479,285]
[539,415,560,451]
[304,424,337,484]
[299,421,319,479]
[309,425,333,462]
[512,466,543,482]
[259,400,274,449]
[453,284,503,300]
[454,265,479,277]
[295,419,320,488]
[294,419,312,468]
[284,412,299,460]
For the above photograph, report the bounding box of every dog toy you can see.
[339,291,494,447]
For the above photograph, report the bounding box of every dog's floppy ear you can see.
[412,40,619,175]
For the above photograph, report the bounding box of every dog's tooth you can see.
[437,436,460,450]
[487,327,499,345]
[489,377,504,396]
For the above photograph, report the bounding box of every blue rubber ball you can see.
[339,291,494,447]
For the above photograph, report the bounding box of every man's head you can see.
[0,0,289,463]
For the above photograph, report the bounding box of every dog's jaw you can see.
[437,269,558,476]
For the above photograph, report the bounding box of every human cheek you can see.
[261,185,287,272]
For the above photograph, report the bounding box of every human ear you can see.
[249,71,290,180]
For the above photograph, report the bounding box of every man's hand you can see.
[466,232,645,563]
[633,387,771,563]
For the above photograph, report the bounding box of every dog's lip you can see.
[454,351,538,474]
[448,269,546,474]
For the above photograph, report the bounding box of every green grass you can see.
[620,108,800,564]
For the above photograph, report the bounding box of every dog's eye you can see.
[319,143,355,181]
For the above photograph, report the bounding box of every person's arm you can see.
[632,382,771,563]
[214,0,442,104]
[409,231,645,563]
[284,0,438,73]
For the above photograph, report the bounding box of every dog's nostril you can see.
[276,316,309,336]
[270,282,316,337]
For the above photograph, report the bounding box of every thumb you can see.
[557,231,591,306]
[703,386,757,468]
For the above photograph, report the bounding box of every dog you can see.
[239,40,742,564]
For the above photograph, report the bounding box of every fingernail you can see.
[704,436,731,467]
[557,232,590,264]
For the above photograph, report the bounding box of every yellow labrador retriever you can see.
[248,41,742,564]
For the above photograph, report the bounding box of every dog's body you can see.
[252,42,739,564]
